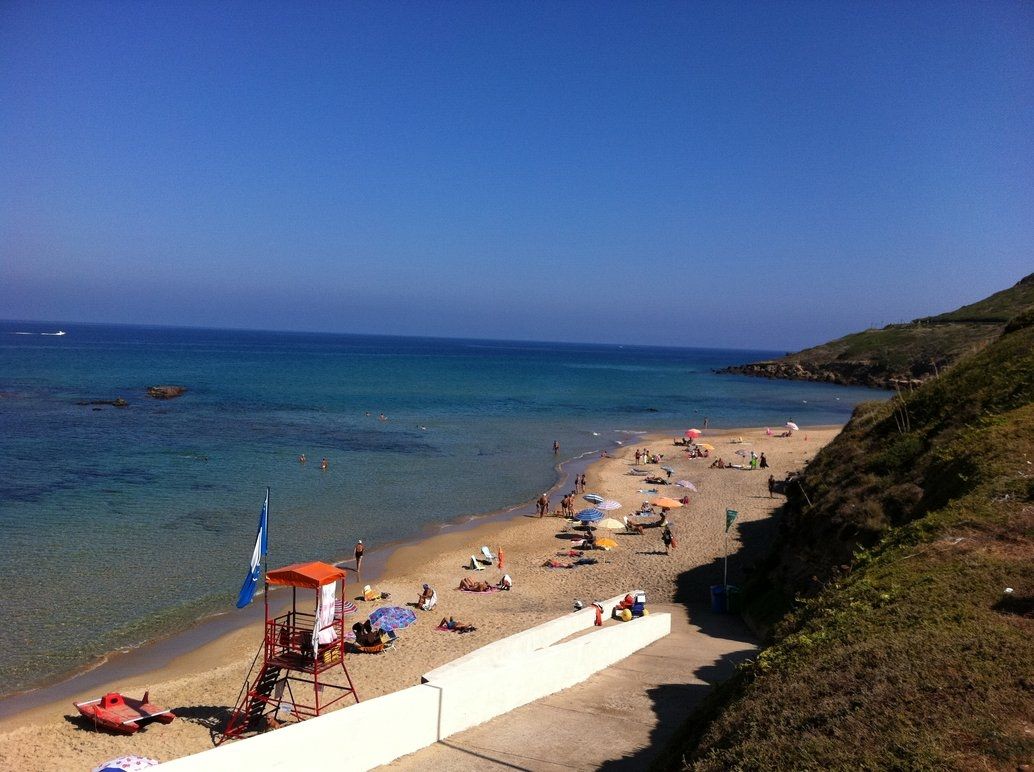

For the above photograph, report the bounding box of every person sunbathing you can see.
[417,583,436,610]
[644,476,668,485]
[351,621,382,647]
[458,577,494,592]
[438,617,476,632]
[627,520,645,535]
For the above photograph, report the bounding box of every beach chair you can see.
[480,545,497,563]
[380,630,400,651]
[362,584,378,602]
[468,555,485,571]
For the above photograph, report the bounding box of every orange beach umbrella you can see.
[652,497,683,509]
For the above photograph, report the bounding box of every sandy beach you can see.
[0,425,839,771]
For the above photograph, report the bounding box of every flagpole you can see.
[723,523,728,590]
[263,487,270,624]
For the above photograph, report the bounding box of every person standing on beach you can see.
[553,440,560,455]
[354,540,365,574]
[759,453,769,469]
[537,493,548,517]
[662,524,675,555]
[768,475,776,498]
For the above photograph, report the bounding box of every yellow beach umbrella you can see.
[696,443,715,451]
[595,537,618,550]
[652,496,684,509]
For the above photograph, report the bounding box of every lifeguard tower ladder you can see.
[219,561,359,742]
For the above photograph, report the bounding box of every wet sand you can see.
[0,425,839,771]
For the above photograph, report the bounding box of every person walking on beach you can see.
[662,524,676,555]
[759,452,769,469]
[634,449,641,465]
[578,473,586,493]
[768,475,776,498]
[354,540,365,574]
[553,440,560,455]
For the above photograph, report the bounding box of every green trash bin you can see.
[726,585,742,614]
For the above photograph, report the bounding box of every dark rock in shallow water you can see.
[147,385,187,399]
[78,397,129,408]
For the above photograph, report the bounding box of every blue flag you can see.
[236,488,269,608]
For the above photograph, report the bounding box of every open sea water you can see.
[0,321,885,696]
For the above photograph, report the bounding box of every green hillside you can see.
[721,272,1034,388]
[664,311,1034,770]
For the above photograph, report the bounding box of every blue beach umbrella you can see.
[583,494,604,504]
[575,508,605,523]
[369,606,417,633]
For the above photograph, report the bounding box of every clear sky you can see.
[2,2,1031,350]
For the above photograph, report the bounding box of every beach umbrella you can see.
[597,517,624,530]
[675,480,698,491]
[595,537,618,550]
[93,757,159,772]
[685,429,702,438]
[696,443,715,452]
[661,465,674,474]
[575,508,605,523]
[785,422,799,431]
[583,493,604,504]
[369,605,417,633]
[335,599,358,617]
[652,497,684,509]
[598,499,622,510]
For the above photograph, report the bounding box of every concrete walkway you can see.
[384,603,757,771]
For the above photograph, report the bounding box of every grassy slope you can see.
[663,316,1034,770]
[730,272,1034,384]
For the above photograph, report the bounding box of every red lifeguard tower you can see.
[220,561,359,742]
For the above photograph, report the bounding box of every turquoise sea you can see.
[0,321,885,696]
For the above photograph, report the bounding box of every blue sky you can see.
[2,2,1031,349]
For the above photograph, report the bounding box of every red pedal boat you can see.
[74,691,175,734]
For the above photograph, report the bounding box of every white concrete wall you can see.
[155,685,440,772]
[422,590,637,683]
[431,613,671,737]
[157,593,667,772]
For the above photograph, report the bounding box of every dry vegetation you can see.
[662,311,1034,770]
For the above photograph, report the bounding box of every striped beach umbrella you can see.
[598,499,622,510]
[583,493,604,504]
[574,508,605,523]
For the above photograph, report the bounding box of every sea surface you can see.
[0,321,885,697]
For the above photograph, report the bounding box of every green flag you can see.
[725,508,738,532]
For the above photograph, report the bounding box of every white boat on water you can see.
[41,330,66,336]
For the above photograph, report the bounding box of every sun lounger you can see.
[468,555,485,570]
[480,546,497,563]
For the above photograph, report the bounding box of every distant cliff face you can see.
[720,272,1034,389]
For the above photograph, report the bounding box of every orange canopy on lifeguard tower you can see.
[266,561,345,589]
